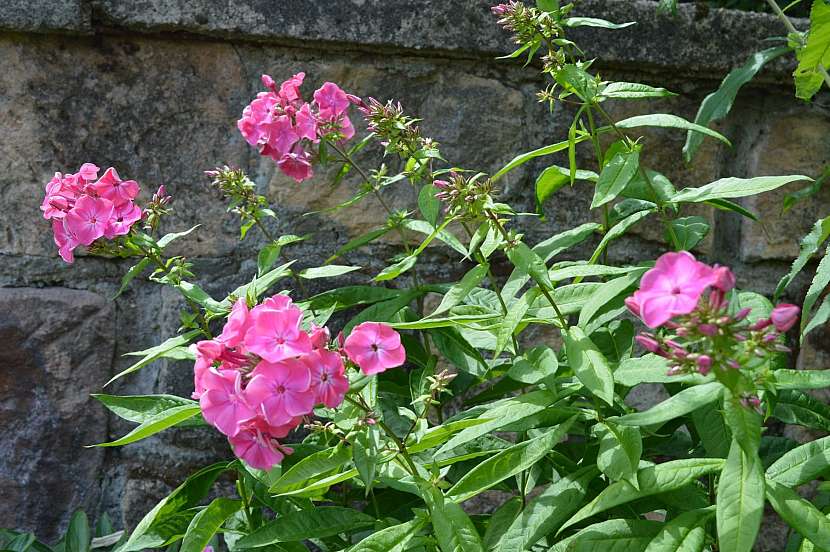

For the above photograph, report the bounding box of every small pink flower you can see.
[246,359,314,426]
[309,323,331,350]
[278,150,314,183]
[199,369,257,437]
[90,167,140,204]
[279,72,306,105]
[77,163,100,182]
[697,355,712,375]
[343,322,406,375]
[64,195,114,246]
[632,251,716,328]
[624,296,641,317]
[305,349,349,408]
[219,299,252,348]
[244,304,311,362]
[770,304,800,332]
[712,265,736,292]
[294,103,318,141]
[229,425,288,471]
[104,201,142,238]
[51,219,78,263]
[314,82,351,119]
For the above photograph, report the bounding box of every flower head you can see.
[246,358,315,427]
[305,349,349,408]
[199,369,257,437]
[770,303,800,332]
[343,322,406,375]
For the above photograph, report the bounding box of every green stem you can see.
[344,395,420,477]
[236,472,255,531]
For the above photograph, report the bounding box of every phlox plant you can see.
[11,2,830,552]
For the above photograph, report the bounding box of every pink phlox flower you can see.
[314,82,351,119]
[244,304,311,363]
[51,219,78,263]
[277,150,314,183]
[192,339,251,399]
[199,368,257,437]
[64,195,114,246]
[633,251,716,328]
[258,294,295,312]
[770,303,800,332]
[77,163,100,182]
[246,358,314,426]
[228,423,289,471]
[343,322,406,375]
[278,72,306,105]
[309,323,331,350]
[294,103,318,142]
[305,348,349,408]
[104,200,142,238]
[712,265,736,292]
[261,114,300,159]
[219,298,252,348]
[90,167,140,204]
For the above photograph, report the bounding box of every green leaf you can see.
[237,507,375,547]
[595,421,642,483]
[560,458,725,532]
[600,81,677,99]
[672,175,812,203]
[795,0,830,100]
[407,419,491,453]
[508,346,559,384]
[591,149,641,209]
[327,227,391,263]
[784,169,830,212]
[353,425,381,493]
[447,417,576,502]
[615,382,723,428]
[419,183,441,226]
[717,439,764,552]
[766,479,830,550]
[179,498,241,552]
[616,113,732,145]
[299,264,362,279]
[495,288,538,357]
[225,261,295,306]
[402,219,467,257]
[430,327,488,377]
[578,270,644,328]
[774,369,830,390]
[506,242,554,291]
[615,354,711,387]
[667,216,710,250]
[801,247,830,336]
[257,234,305,275]
[107,330,202,386]
[428,263,489,317]
[114,258,151,298]
[157,225,200,248]
[590,209,655,264]
[351,519,425,552]
[270,445,352,494]
[563,16,635,29]
[176,281,223,313]
[767,435,830,487]
[693,403,732,459]
[564,326,615,405]
[116,462,231,552]
[483,497,523,551]
[684,46,789,162]
[492,136,591,182]
[344,291,421,334]
[66,511,90,552]
[803,294,830,338]
[436,390,558,455]
[644,506,715,552]
[535,166,570,214]
[92,404,201,447]
[498,467,598,550]
[774,389,830,433]
[552,519,662,552]
[374,255,418,282]
[304,285,403,312]
[422,486,484,552]
[723,390,763,453]
[92,394,203,427]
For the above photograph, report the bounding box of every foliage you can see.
[11,0,830,550]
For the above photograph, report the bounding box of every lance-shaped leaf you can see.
[93,394,203,427]
[717,439,764,552]
[766,435,830,487]
[591,149,641,209]
[351,519,426,552]
[92,404,201,447]
[563,16,635,29]
[765,479,830,550]
[179,498,241,552]
[600,81,677,100]
[564,326,615,406]
[794,0,830,100]
[237,507,375,547]
[616,113,731,145]
[421,485,484,552]
[614,382,723,427]
[672,175,811,204]
[552,519,662,552]
[428,263,489,317]
[594,421,642,484]
[106,330,202,386]
[644,506,715,552]
[270,445,352,494]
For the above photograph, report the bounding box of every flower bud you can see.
[750,318,772,331]
[696,355,712,375]
[712,265,736,292]
[635,334,660,353]
[727,359,740,370]
[698,324,717,337]
[734,307,752,321]
[770,303,800,332]
[624,296,641,317]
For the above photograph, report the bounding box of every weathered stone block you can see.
[0,287,113,540]
[0,0,89,34]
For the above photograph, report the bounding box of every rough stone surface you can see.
[0,288,113,540]
[0,0,827,541]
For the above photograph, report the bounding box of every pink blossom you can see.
[314,82,350,119]
[199,369,257,437]
[64,195,114,246]
[624,296,641,318]
[696,355,712,375]
[90,167,139,204]
[635,334,660,353]
[246,359,314,426]
[104,201,142,238]
[77,163,100,182]
[632,251,716,328]
[277,150,314,183]
[294,103,318,141]
[770,303,800,332]
[278,72,305,105]
[218,299,251,348]
[51,219,78,263]
[343,322,406,375]
[309,323,330,350]
[305,349,349,408]
[262,115,300,159]
[712,265,736,292]
[228,424,288,471]
[244,304,311,362]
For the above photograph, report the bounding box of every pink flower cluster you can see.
[238,73,360,183]
[192,295,406,470]
[626,251,799,384]
[40,164,142,263]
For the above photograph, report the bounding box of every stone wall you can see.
[1,0,828,544]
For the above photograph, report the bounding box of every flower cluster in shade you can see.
[238,73,361,183]
[626,251,799,407]
[40,164,143,263]
[192,294,406,470]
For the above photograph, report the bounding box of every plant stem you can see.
[137,243,213,338]
[344,395,420,476]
